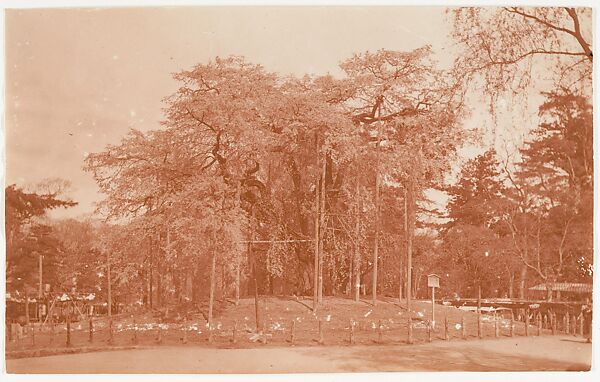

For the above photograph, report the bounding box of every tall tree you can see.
[339,47,465,308]
[5,183,76,296]
[500,89,593,295]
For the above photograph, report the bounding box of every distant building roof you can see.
[529,283,592,293]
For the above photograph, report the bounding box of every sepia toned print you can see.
[4,5,593,374]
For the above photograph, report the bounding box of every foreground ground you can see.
[6,335,591,373]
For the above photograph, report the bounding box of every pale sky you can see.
[3,6,528,219]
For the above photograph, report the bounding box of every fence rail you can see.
[6,310,592,353]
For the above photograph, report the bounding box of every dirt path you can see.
[6,335,591,373]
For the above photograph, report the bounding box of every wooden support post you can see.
[543,314,548,329]
[509,315,514,337]
[572,314,577,336]
[536,313,541,336]
[133,319,138,344]
[232,321,237,344]
[579,314,584,337]
[494,314,499,338]
[88,317,93,343]
[427,321,432,342]
[262,322,268,345]
[156,326,163,344]
[290,320,296,346]
[31,324,35,347]
[108,319,114,345]
[378,319,383,344]
[318,319,324,345]
[50,321,55,345]
[181,323,187,345]
[66,314,71,347]
[25,295,30,326]
[477,314,482,339]
[525,311,529,337]
[551,313,556,335]
[444,315,449,341]
[461,316,467,339]
[349,320,354,345]
[407,317,413,344]
[565,313,570,335]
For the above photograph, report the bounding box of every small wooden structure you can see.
[528,283,592,302]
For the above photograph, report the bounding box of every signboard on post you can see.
[428,274,440,288]
[428,274,441,327]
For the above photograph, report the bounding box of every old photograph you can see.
[2,2,595,375]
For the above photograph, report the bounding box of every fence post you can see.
[157,325,163,344]
[108,318,114,345]
[494,314,499,338]
[543,314,548,329]
[133,319,138,344]
[477,314,482,339]
[262,322,268,345]
[579,314,584,337]
[407,317,413,344]
[66,314,71,347]
[207,323,213,344]
[15,324,20,346]
[7,322,13,343]
[232,321,237,344]
[31,324,35,347]
[565,313,570,335]
[509,314,514,337]
[349,320,354,345]
[525,311,529,337]
[290,320,296,346]
[427,321,432,342]
[89,316,94,343]
[181,323,187,344]
[461,316,467,339]
[536,313,541,336]
[378,320,383,344]
[551,313,556,335]
[50,321,55,345]
[444,315,449,341]
[318,319,324,345]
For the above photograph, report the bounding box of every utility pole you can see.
[208,231,217,328]
[313,134,320,311]
[250,206,260,330]
[235,183,242,306]
[149,236,153,309]
[318,153,326,305]
[38,253,43,299]
[107,250,112,318]
[406,179,414,312]
[477,282,482,314]
[354,179,361,302]
[372,102,383,305]
[401,187,408,303]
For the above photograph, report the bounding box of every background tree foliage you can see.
[6,8,592,315]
